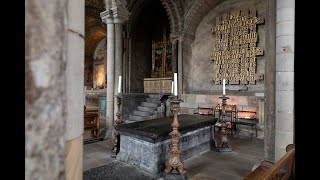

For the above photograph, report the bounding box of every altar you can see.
[116,114,218,175]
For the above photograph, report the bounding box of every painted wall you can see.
[93,37,107,88]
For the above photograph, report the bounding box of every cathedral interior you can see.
[25,0,295,179]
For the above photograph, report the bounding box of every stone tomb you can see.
[117,114,218,176]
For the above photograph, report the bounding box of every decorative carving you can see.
[211,9,265,85]
[165,97,186,175]
[215,95,232,152]
[144,78,172,93]
[111,94,124,158]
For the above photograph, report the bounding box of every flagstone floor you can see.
[83,133,264,180]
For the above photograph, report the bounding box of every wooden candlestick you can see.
[165,96,186,175]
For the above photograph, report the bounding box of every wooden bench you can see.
[84,106,100,141]
[244,144,295,180]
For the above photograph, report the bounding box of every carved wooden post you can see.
[165,96,186,175]
[215,95,232,152]
[111,94,123,158]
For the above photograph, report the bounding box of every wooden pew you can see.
[244,144,295,180]
[84,106,100,141]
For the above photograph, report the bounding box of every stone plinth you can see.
[117,114,217,176]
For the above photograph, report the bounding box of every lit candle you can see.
[223,79,225,95]
[171,81,174,94]
[118,76,122,93]
[174,73,178,96]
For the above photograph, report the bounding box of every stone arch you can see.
[183,0,223,41]
[84,28,106,86]
[126,0,184,38]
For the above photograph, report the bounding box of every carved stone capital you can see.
[112,6,130,23]
[100,10,114,24]
[170,33,179,44]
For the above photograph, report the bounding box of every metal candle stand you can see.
[215,95,232,152]
[111,94,123,158]
[164,96,186,176]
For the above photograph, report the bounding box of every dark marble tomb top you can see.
[118,114,218,143]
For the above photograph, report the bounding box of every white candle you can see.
[118,76,122,93]
[223,79,225,95]
[171,81,174,94]
[174,73,178,96]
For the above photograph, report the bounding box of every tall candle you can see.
[171,81,174,94]
[223,79,225,95]
[174,73,178,96]
[118,76,122,93]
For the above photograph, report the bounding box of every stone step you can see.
[133,110,152,116]
[137,106,157,112]
[124,120,137,124]
[141,102,158,108]
[146,98,160,104]
[129,114,146,121]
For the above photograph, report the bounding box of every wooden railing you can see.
[244,144,295,180]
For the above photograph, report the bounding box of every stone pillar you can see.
[258,99,265,126]
[177,37,183,96]
[101,12,115,138]
[114,22,123,120]
[264,0,276,162]
[65,0,85,179]
[101,1,129,137]
[275,0,295,161]
[26,0,69,179]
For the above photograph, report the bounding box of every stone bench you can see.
[116,114,218,176]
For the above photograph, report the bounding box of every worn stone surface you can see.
[275,0,295,161]
[118,114,217,143]
[264,0,276,162]
[84,136,264,180]
[83,161,157,180]
[117,125,215,176]
[25,0,68,179]
[66,25,84,140]
[122,93,149,122]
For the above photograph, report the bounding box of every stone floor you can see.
[83,134,264,180]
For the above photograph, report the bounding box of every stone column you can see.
[65,0,85,179]
[177,37,183,96]
[101,11,115,138]
[114,22,123,120]
[275,0,295,161]
[264,0,276,162]
[26,0,67,178]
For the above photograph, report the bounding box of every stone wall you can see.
[25,0,68,179]
[180,94,260,114]
[275,0,295,161]
[130,6,153,93]
[183,0,266,95]
[180,94,265,138]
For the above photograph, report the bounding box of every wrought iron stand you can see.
[215,95,232,152]
[111,94,123,158]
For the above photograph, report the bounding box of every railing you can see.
[244,144,295,180]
